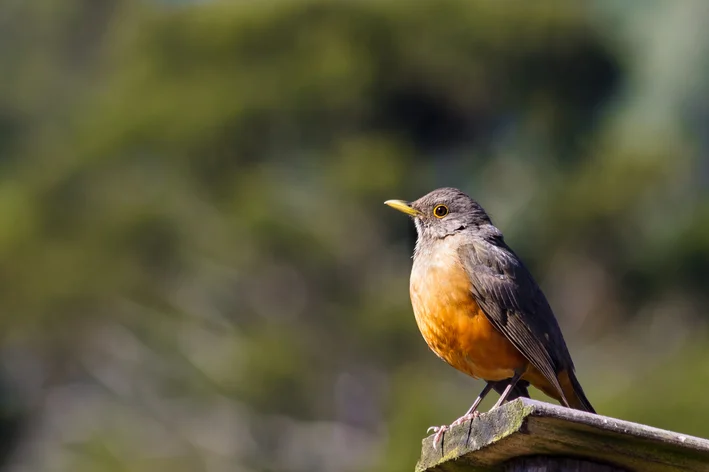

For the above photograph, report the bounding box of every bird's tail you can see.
[558,369,595,413]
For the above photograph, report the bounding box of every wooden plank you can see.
[416,398,709,472]
[503,456,626,471]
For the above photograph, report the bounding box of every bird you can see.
[385,187,595,446]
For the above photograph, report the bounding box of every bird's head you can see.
[385,187,492,241]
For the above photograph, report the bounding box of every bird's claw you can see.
[427,425,447,449]
[428,410,483,450]
[450,410,480,427]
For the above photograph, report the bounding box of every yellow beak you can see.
[384,199,420,217]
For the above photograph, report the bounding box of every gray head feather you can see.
[410,187,494,240]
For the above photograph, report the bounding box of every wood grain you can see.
[503,456,625,471]
[416,398,709,472]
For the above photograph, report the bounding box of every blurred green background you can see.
[1,0,709,470]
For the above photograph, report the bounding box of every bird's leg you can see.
[456,382,494,447]
[491,369,524,409]
[450,382,492,427]
[427,383,493,450]
[491,378,530,404]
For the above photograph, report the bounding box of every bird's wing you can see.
[457,238,572,404]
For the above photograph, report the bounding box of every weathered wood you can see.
[503,456,625,471]
[416,398,709,472]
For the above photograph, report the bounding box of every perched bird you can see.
[385,187,595,445]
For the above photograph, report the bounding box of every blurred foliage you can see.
[0,0,708,471]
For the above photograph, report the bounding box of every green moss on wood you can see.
[416,400,534,472]
[416,398,709,472]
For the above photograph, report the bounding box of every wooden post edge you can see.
[416,398,709,472]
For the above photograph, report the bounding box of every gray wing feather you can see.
[457,238,572,404]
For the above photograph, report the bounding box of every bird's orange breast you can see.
[410,249,527,381]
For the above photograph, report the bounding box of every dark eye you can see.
[433,204,449,218]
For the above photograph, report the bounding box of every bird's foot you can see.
[450,410,480,428]
[457,410,481,447]
[427,411,482,450]
[426,425,448,450]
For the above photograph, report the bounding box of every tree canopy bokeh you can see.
[1,1,709,471]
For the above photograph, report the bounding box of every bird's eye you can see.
[433,204,449,218]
